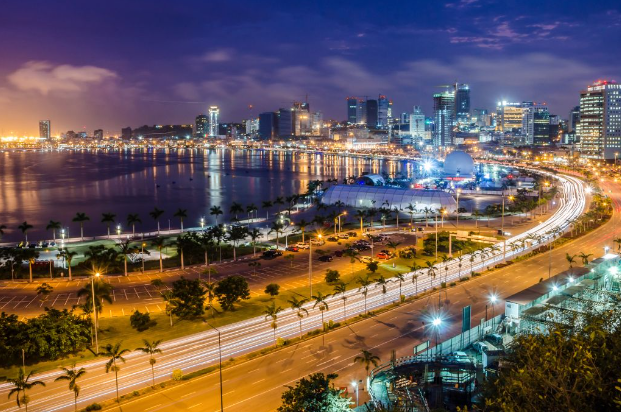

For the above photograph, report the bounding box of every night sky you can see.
[1,0,620,135]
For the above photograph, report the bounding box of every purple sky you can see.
[0,0,619,135]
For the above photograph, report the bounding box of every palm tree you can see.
[136,339,162,387]
[55,364,86,412]
[229,202,244,222]
[117,240,136,276]
[354,210,366,235]
[357,275,373,314]
[72,212,90,240]
[312,291,330,330]
[149,207,165,235]
[425,260,437,285]
[248,228,261,257]
[18,221,33,243]
[566,253,577,269]
[353,349,381,376]
[274,196,285,213]
[203,281,217,317]
[263,301,283,346]
[394,273,405,301]
[127,213,141,237]
[457,255,465,281]
[374,275,391,304]
[343,248,360,275]
[269,221,284,248]
[386,240,401,257]
[46,220,61,241]
[56,249,78,281]
[297,219,311,243]
[174,208,188,232]
[175,235,187,270]
[101,213,116,239]
[473,209,481,228]
[406,203,416,225]
[161,291,180,326]
[246,203,258,223]
[210,206,223,225]
[77,278,113,329]
[261,200,273,220]
[423,207,432,227]
[578,252,593,266]
[287,296,309,337]
[7,369,46,412]
[333,282,348,319]
[102,342,130,403]
[151,237,167,272]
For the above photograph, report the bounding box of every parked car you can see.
[295,242,309,249]
[338,233,349,239]
[376,252,390,260]
[359,256,374,264]
[262,250,283,259]
[446,351,472,363]
[485,333,504,346]
[354,244,371,251]
[310,239,325,246]
[318,255,333,262]
[334,250,343,257]
[327,236,339,242]
[286,246,299,252]
[472,341,491,354]
[347,231,358,237]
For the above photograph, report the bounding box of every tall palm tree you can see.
[312,291,330,330]
[174,209,188,232]
[374,275,390,304]
[343,248,360,275]
[263,301,283,346]
[151,237,167,272]
[386,240,401,257]
[261,200,273,220]
[203,281,217,317]
[473,209,481,228]
[161,291,180,326]
[174,235,187,270]
[394,273,406,301]
[457,256,465,280]
[102,342,130,403]
[248,228,261,257]
[566,253,577,269]
[136,339,162,387]
[54,364,86,412]
[246,203,258,223]
[210,206,223,225]
[77,278,113,329]
[441,256,451,284]
[296,219,311,243]
[578,252,593,266]
[229,202,244,222]
[406,203,416,225]
[287,296,309,338]
[425,260,437,285]
[7,369,46,412]
[126,213,141,237]
[423,207,432,227]
[101,213,116,239]
[357,275,373,314]
[72,212,90,240]
[149,207,165,235]
[353,349,381,376]
[117,240,136,276]
[269,221,284,248]
[333,282,348,319]
[46,220,61,241]
[18,221,33,243]
[274,196,285,213]
[354,210,367,235]
[56,249,78,280]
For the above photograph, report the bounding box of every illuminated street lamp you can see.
[352,381,359,407]
[309,233,323,298]
[141,242,146,272]
[337,211,347,233]
[200,217,205,229]
[432,317,443,358]
[116,224,121,238]
[488,294,498,325]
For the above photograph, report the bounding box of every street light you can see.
[352,381,359,407]
[141,242,146,272]
[337,211,347,233]
[309,233,322,298]
[489,294,498,324]
[206,323,224,412]
[200,217,205,229]
[116,224,121,238]
[92,272,101,354]
[432,317,442,358]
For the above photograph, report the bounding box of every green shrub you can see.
[450,282,457,287]
[172,369,183,381]
[83,404,102,411]
[441,282,446,288]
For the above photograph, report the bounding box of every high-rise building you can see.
[292,102,311,135]
[195,114,208,137]
[347,97,358,124]
[121,127,132,140]
[311,111,323,136]
[259,112,277,140]
[409,106,425,139]
[578,80,621,159]
[366,99,378,128]
[278,108,292,138]
[522,104,549,145]
[378,95,390,127]
[496,102,526,133]
[472,109,490,127]
[454,83,470,125]
[433,91,455,146]
[569,105,580,133]
[356,99,367,124]
[208,106,219,137]
[39,120,50,139]
[94,129,104,139]
[245,118,259,135]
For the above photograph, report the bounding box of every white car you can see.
[310,239,325,246]
[295,242,310,249]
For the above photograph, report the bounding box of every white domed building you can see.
[443,150,475,179]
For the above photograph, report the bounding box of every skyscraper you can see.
[39,120,50,139]
[378,95,390,127]
[454,83,470,125]
[208,106,219,137]
[292,102,310,135]
[568,105,580,133]
[195,114,208,137]
[578,80,621,159]
[522,104,549,145]
[496,102,526,133]
[409,106,425,139]
[366,99,378,128]
[94,129,104,139]
[433,91,455,146]
[347,97,358,124]
[356,99,367,124]
[278,108,292,138]
[259,112,277,140]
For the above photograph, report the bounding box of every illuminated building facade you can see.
[433,90,455,146]
[208,106,219,137]
[347,97,358,124]
[578,80,621,160]
[195,114,208,138]
[39,120,50,139]
[454,83,470,126]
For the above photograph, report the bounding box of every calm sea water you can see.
[0,148,416,242]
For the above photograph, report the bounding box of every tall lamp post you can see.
[206,323,224,412]
[435,214,439,260]
[352,381,359,407]
[309,233,322,298]
[489,294,498,326]
[432,317,442,358]
[92,272,101,354]
[337,211,347,234]
[141,242,146,272]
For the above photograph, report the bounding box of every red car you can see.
[286,246,299,252]
[376,252,390,260]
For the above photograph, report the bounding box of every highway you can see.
[0,171,595,411]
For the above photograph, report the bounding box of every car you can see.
[354,244,371,251]
[338,233,349,239]
[472,341,491,354]
[295,242,309,249]
[376,252,390,260]
[347,231,358,237]
[334,250,343,257]
[327,236,339,242]
[359,256,374,264]
[286,246,299,252]
[446,351,472,363]
[485,333,504,346]
[28,243,37,249]
[262,250,283,259]
[310,239,325,246]
[318,255,333,262]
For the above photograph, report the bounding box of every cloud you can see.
[7,61,118,95]
[201,49,233,62]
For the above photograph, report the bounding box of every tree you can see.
[265,283,280,298]
[72,212,89,240]
[7,369,46,412]
[149,207,165,235]
[578,252,593,266]
[23,248,39,283]
[55,364,86,412]
[248,260,261,276]
[366,260,379,274]
[214,275,250,311]
[284,253,295,267]
[296,219,310,243]
[36,283,53,302]
[174,208,188,232]
[333,282,348,319]
[57,249,77,281]
[248,228,262,256]
[264,301,283,346]
[357,275,373,314]
[278,373,351,412]
[101,213,116,239]
[130,310,153,331]
[0,224,6,241]
[374,275,390,304]
[269,221,285,248]
[136,339,162,387]
[261,200,273,220]
[46,220,61,241]
[229,202,244,222]
[354,349,381,377]
[394,273,405,301]
[343,248,360,275]
[324,269,340,284]
[287,296,308,338]
[127,213,141,237]
[386,240,401,256]
[354,209,366,235]
[18,221,33,243]
[566,253,577,269]
[312,291,330,330]
[246,203,258,223]
[226,225,248,260]
[161,291,180,326]
[117,240,136,276]
[151,237,167,272]
[210,206,223,225]
[203,281,217,317]
[102,342,130,403]
[425,260,437,285]
[169,277,205,317]
[77,278,113,329]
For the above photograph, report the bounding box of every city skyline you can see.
[0,0,620,135]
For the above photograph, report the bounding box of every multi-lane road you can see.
[0,171,598,411]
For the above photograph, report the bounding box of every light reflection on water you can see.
[0,148,416,241]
